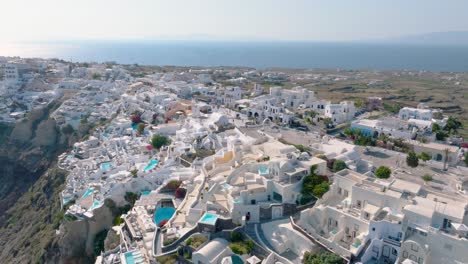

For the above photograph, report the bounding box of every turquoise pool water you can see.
[200,213,219,225]
[124,252,136,264]
[101,162,113,170]
[102,133,109,138]
[258,167,269,175]
[144,159,159,172]
[231,255,244,264]
[141,190,151,195]
[154,207,176,226]
[131,124,137,130]
[82,189,94,198]
[90,201,101,210]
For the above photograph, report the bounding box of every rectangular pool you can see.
[199,213,219,225]
[100,162,114,170]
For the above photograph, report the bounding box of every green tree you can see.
[303,251,344,264]
[464,152,468,167]
[124,192,139,206]
[418,152,431,163]
[435,130,448,141]
[323,117,333,127]
[312,182,330,198]
[150,135,171,150]
[406,151,419,168]
[421,174,433,183]
[444,116,462,134]
[137,123,145,135]
[130,169,138,178]
[92,73,102,80]
[61,124,74,134]
[333,160,347,172]
[374,166,392,179]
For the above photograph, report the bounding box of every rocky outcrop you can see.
[58,205,114,262]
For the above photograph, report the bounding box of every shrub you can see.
[113,216,124,225]
[312,182,330,198]
[166,180,182,191]
[61,124,74,134]
[151,134,171,150]
[302,251,344,264]
[229,240,255,255]
[406,151,419,168]
[418,152,431,162]
[185,235,208,248]
[333,160,347,172]
[124,192,139,206]
[137,123,145,135]
[464,152,468,167]
[156,254,177,264]
[293,144,308,153]
[374,166,391,179]
[422,174,433,183]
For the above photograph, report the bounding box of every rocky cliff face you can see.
[58,205,114,263]
[0,100,96,263]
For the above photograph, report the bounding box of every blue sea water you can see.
[3,41,468,72]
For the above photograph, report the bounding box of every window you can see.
[411,244,418,252]
[403,251,408,258]
[364,212,370,220]
[357,200,362,208]
[418,257,424,264]
[338,187,342,195]
[392,248,398,256]
[344,190,349,197]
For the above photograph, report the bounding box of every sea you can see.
[2,41,468,72]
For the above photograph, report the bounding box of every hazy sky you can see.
[2,0,468,42]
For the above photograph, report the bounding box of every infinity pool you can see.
[144,159,159,172]
[154,207,176,226]
[200,213,219,225]
[258,167,269,175]
[82,189,94,198]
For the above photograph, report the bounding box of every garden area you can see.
[228,232,255,255]
[300,165,329,204]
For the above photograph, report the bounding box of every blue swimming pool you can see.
[200,213,219,225]
[131,124,137,130]
[258,167,269,175]
[141,190,151,195]
[101,162,113,170]
[144,159,159,172]
[231,255,244,264]
[124,252,136,264]
[154,207,176,226]
[82,189,94,198]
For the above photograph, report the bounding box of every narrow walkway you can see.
[245,223,276,254]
